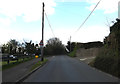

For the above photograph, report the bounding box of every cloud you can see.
[119,1,120,19]
[0,0,56,23]
[72,25,110,43]
[0,26,42,44]
[86,0,119,14]
[0,27,13,44]
[55,0,85,2]
[0,18,11,26]
[45,25,109,44]
[53,28,74,44]
[0,25,110,45]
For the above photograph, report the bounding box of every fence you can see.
[2,54,35,65]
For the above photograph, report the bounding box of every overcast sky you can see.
[0,0,119,45]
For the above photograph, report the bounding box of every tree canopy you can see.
[2,39,40,56]
[44,37,65,55]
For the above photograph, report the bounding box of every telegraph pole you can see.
[41,2,45,61]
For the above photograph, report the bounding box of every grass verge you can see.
[68,47,77,57]
[2,57,34,71]
[30,58,48,72]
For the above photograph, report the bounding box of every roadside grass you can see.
[68,47,77,57]
[30,58,48,72]
[2,57,34,71]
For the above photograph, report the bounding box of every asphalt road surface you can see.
[24,55,119,82]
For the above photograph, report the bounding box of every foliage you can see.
[93,47,119,78]
[68,46,77,57]
[90,18,120,78]
[44,37,65,55]
[66,41,76,52]
[24,41,40,55]
[2,39,40,56]
[2,39,18,54]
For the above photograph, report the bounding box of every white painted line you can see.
[80,58,87,61]
[80,57,95,61]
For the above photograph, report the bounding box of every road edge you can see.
[15,58,50,83]
[76,57,120,81]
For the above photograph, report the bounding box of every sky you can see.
[0,0,119,45]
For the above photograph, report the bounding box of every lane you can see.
[24,55,119,82]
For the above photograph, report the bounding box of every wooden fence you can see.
[2,54,35,65]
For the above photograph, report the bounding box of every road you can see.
[2,58,42,82]
[24,55,119,82]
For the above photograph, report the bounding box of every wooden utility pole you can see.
[41,2,45,61]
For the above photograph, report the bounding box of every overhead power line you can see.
[75,0,102,33]
[45,12,70,52]
[45,12,55,37]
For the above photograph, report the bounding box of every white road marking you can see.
[80,57,95,61]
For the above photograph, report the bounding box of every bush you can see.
[68,46,77,57]
[89,18,120,78]
[92,47,119,78]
